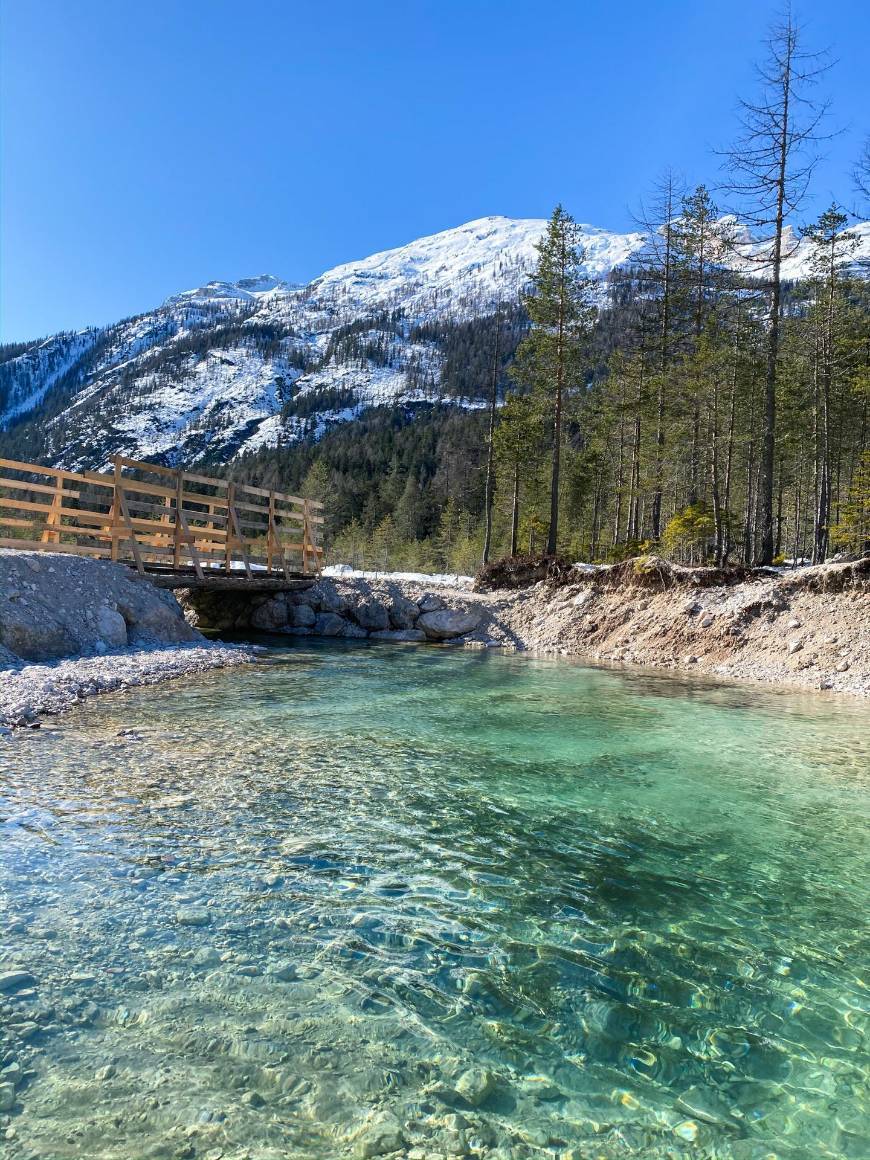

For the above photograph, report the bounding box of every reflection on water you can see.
[0,641,867,1159]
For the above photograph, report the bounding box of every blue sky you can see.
[2,0,868,341]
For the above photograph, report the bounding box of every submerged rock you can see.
[454,1067,496,1106]
[675,1084,736,1128]
[0,970,36,993]
[175,907,211,927]
[354,1112,405,1158]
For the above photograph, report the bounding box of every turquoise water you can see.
[0,641,868,1160]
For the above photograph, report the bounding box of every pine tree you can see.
[510,206,596,554]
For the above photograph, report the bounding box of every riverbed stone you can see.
[675,1084,736,1128]
[454,1067,496,1107]
[0,1083,15,1112]
[354,1112,405,1158]
[175,907,211,927]
[418,608,482,640]
[0,971,36,994]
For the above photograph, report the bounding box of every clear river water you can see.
[0,640,867,1160]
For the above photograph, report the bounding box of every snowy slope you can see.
[2,214,868,470]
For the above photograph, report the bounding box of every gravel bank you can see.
[0,643,256,731]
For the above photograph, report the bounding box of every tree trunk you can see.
[481,307,501,565]
[510,464,520,557]
[757,53,791,565]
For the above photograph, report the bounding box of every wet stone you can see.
[675,1084,736,1128]
[175,907,211,927]
[354,1111,405,1158]
[454,1067,496,1107]
[0,971,36,994]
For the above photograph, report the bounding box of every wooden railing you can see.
[0,455,323,578]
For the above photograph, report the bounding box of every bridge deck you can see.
[143,567,316,592]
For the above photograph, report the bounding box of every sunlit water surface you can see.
[0,641,868,1160]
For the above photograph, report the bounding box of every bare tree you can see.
[854,135,870,209]
[720,9,831,564]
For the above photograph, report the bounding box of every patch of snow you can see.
[323,564,474,589]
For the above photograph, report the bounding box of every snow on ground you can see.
[0,642,256,732]
[322,564,474,589]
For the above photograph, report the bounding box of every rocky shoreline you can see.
[183,556,870,698]
[2,549,867,732]
[0,550,256,730]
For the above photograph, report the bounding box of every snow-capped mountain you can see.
[2,215,868,471]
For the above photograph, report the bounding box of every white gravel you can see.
[0,642,256,732]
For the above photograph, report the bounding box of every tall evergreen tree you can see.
[510,205,596,554]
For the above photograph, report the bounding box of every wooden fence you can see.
[0,455,323,578]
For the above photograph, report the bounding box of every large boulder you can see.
[315,580,347,614]
[250,598,290,630]
[418,607,482,640]
[313,612,348,636]
[288,602,316,628]
[96,604,128,648]
[388,594,420,629]
[353,599,390,632]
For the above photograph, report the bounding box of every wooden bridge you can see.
[0,455,323,588]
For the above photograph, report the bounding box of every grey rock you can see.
[353,599,390,632]
[788,639,803,654]
[675,1084,736,1128]
[175,907,211,927]
[354,1112,405,1158]
[388,594,420,628]
[288,603,316,628]
[270,961,298,982]
[314,580,347,614]
[0,970,36,993]
[454,1067,496,1107]
[0,1083,15,1112]
[313,612,348,637]
[96,605,128,647]
[418,608,482,640]
[342,621,369,639]
[418,593,446,613]
[250,599,289,630]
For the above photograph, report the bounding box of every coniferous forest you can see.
[225,15,869,574]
